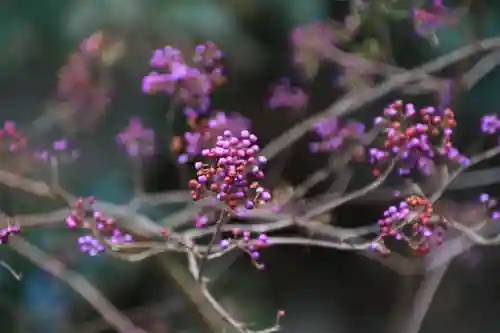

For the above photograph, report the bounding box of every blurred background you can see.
[1,0,500,332]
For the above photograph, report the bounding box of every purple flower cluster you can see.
[481,114,500,134]
[142,42,224,116]
[220,228,269,269]
[268,78,308,111]
[368,101,469,177]
[188,129,271,211]
[116,118,155,157]
[0,224,20,244]
[373,195,446,256]
[67,197,135,256]
[176,112,251,164]
[78,235,105,256]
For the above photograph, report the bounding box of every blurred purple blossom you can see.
[310,117,365,153]
[78,234,105,256]
[116,118,155,157]
[143,43,225,116]
[268,78,308,111]
[481,115,500,134]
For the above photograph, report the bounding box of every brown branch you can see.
[9,236,146,333]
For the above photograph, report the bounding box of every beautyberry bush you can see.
[3,2,500,333]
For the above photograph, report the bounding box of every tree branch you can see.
[9,236,146,333]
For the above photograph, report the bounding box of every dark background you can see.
[1,0,500,332]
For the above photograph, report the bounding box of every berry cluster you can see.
[374,195,447,256]
[116,118,155,157]
[369,101,468,177]
[174,111,250,164]
[0,224,20,244]
[220,228,269,269]
[188,129,271,212]
[66,197,134,256]
[309,116,366,160]
[142,42,224,116]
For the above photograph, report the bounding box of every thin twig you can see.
[197,209,229,281]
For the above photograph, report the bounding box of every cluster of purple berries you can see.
[0,224,20,244]
[368,101,468,177]
[188,129,271,211]
[66,197,134,256]
[374,195,447,257]
[142,42,224,116]
[220,228,269,269]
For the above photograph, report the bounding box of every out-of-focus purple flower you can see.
[142,72,176,95]
[0,120,28,153]
[150,46,183,69]
[481,115,500,134]
[109,229,134,245]
[310,117,365,153]
[78,234,105,256]
[268,78,308,112]
[314,117,338,138]
[412,2,465,39]
[193,41,223,68]
[53,139,68,151]
[291,22,337,58]
[143,43,225,116]
[117,118,155,157]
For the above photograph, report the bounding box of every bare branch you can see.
[462,49,500,89]
[400,263,450,333]
[261,37,500,161]
[9,236,146,333]
[0,260,22,280]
